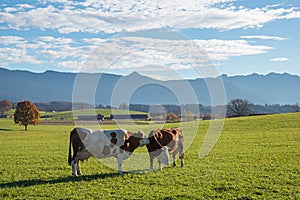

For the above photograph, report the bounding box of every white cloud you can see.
[0,34,281,71]
[57,60,85,71]
[240,35,289,41]
[1,1,300,34]
[0,35,85,66]
[195,39,273,60]
[270,57,289,62]
[16,4,35,10]
[75,36,273,73]
[82,38,107,45]
[37,36,74,45]
[0,47,42,65]
[4,7,18,12]
[0,36,27,45]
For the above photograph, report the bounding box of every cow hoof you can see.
[118,170,123,175]
[181,162,184,168]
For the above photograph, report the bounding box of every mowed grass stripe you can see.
[0,113,299,199]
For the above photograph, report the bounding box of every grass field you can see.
[0,113,299,199]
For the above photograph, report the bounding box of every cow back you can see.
[81,129,127,159]
[147,128,183,153]
[147,129,173,152]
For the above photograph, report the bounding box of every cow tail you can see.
[179,132,184,159]
[68,129,73,166]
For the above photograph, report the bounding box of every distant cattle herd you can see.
[68,127,184,176]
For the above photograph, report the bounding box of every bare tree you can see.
[119,103,128,110]
[227,98,252,117]
[292,103,300,112]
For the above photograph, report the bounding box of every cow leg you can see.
[149,155,154,170]
[172,153,177,167]
[72,155,84,176]
[181,158,184,168]
[117,155,123,175]
[76,160,82,175]
[71,160,77,176]
[74,149,91,176]
[179,136,184,168]
[179,152,184,168]
[158,160,163,171]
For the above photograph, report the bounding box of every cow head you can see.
[156,146,170,166]
[123,130,149,152]
[136,130,150,146]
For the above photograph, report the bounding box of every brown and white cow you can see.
[146,128,184,171]
[68,127,149,176]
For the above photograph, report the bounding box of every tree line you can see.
[129,100,300,118]
[1,99,299,116]
[1,99,299,131]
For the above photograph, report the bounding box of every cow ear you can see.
[136,130,144,138]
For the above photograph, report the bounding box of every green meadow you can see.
[0,113,299,199]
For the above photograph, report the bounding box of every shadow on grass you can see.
[0,128,12,131]
[0,173,120,188]
[125,169,152,173]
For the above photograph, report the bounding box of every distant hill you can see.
[1,67,299,105]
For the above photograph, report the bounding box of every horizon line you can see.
[1,66,299,80]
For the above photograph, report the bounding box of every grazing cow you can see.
[68,127,149,176]
[146,128,184,171]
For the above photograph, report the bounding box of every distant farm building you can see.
[76,114,148,121]
[110,114,149,120]
[77,114,104,121]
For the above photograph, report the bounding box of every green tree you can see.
[227,98,252,117]
[14,101,40,131]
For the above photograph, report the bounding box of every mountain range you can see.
[1,67,299,106]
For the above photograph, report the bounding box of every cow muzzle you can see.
[139,137,150,146]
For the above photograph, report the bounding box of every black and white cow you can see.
[68,127,149,176]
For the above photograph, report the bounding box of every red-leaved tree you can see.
[14,101,40,131]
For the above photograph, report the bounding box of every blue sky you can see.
[0,0,300,79]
